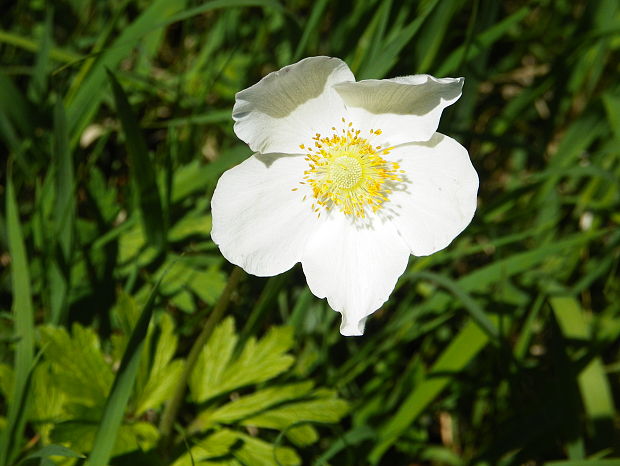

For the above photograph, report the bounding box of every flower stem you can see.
[158,266,244,450]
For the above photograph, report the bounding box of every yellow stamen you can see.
[297,119,402,218]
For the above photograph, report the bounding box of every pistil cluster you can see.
[295,118,403,218]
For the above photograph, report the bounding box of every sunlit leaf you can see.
[39,324,113,407]
[189,319,294,403]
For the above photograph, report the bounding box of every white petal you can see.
[385,133,478,256]
[233,57,355,154]
[301,216,410,336]
[333,75,463,146]
[211,153,320,276]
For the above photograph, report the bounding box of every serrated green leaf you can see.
[282,424,319,447]
[171,429,238,466]
[148,313,178,374]
[118,223,148,264]
[52,420,158,457]
[223,327,295,393]
[189,318,238,403]
[17,444,84,464]
[39,324,113,407]
[170,289,196,313]
[136,359,185,417]
[168,214,212,242]
[134,314,185,416]
[112,291,142,340]
[192,382,315,432]
[233,433,300,466]
[188,267,227,306]
[29,362,66,443]
[190,320,295,403]
[242,395,349,430]
[158,260,226,306]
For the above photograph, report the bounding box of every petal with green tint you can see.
[333,75,463,145]
[233,56,353,154]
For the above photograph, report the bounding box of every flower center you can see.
[329,156,362,189]
[296,118,403,218]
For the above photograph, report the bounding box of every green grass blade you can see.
[350,0,392,78]
[85,280,161,466]
[107,69,166,250]
[357,0,440,79]
[0,167,36,466]
[368,232,604,463]
[64,0,281,145]
[63,0,130,115]
[369,319,493,464]
[437,5,531,76]
[0,29,81,63]
[65,0,186,143]
[602,88,620,140]
[292,0,329,60]
[49,100,75,324]
[551,297,616,447]
[28,7,53,102]
[457,231,604,292]
[162,0,286,26]
[0,72,33,138]
[0,111,20,157]
[409,271,500,342]
[414,0,458,73]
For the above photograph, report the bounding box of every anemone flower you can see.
[211,56,478,336]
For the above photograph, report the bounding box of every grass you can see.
[1,0,619,465]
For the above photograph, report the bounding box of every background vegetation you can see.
[1,0,619,464]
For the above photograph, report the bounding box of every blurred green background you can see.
[1,0,619,465]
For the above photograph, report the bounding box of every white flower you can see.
[211,56,478,336]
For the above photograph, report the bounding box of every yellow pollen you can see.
[297,119,402,218]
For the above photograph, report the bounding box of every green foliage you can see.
[11,303,345,465]
[180,318,347,465]
[172,430,301,466]
[33,300,167,458]
[1,0,620,465]
[189,318,295,402]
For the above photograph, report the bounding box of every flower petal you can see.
[233,57,355,154]
[385,133,478,256]
[333,75,463,146]
[301,216,410,336]
[211,153,320,276]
